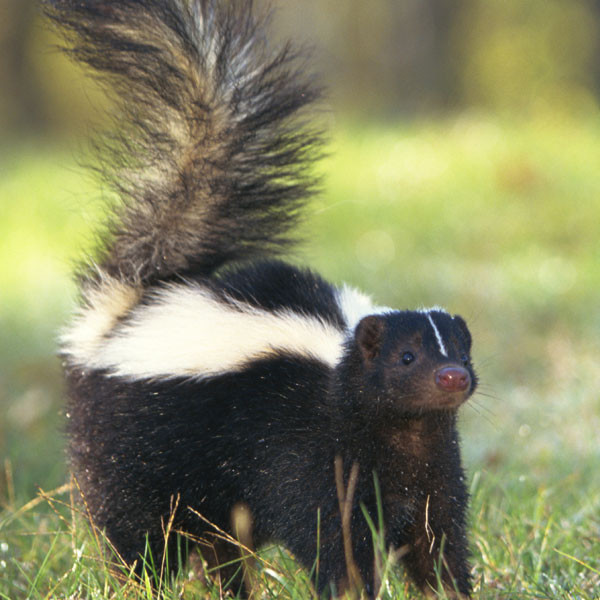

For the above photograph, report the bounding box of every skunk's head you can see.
[348,308,477,415]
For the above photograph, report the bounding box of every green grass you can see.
[1,113,599,598]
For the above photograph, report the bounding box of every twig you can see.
[334,455,364,597]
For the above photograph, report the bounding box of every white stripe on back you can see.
[336,284,393,331]
[61,277,404,382]
[62,281,349,381]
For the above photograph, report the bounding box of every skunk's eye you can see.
[402,352,415,365]
[461,353,470,366]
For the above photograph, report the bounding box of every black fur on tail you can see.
[44,0,324,284]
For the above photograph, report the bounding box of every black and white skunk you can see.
[47,0,477,597]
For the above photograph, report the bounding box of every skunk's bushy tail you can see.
[45,0,323,284]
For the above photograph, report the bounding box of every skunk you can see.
[46,0,477,597]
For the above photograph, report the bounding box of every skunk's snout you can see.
[435,366,471,393]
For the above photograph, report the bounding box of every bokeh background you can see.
[1,0,599,596]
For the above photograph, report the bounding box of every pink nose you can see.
[435,366,471,393]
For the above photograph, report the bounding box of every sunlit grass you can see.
[1,114,599,598]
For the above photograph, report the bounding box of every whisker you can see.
[474,390,502,402]
[466,403,497,428]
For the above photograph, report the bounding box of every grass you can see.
[1,112,599,598]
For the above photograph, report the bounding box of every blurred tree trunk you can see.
[379,0,468,114]
[0,0,47,135]
[428,0,467,108]
[587,0,600,96]
[270,0,468,116]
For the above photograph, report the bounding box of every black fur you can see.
[213,260,346,328]
[48,1,478,597]
[66,304,476,597]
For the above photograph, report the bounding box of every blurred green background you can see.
[1,0,599,596]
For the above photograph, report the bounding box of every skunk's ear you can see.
[452,314,472,351]
[355,315,386,363]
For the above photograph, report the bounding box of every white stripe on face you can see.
[417,307,449,357]
[426,313,448,357]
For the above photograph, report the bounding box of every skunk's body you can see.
[48,1,477,596]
